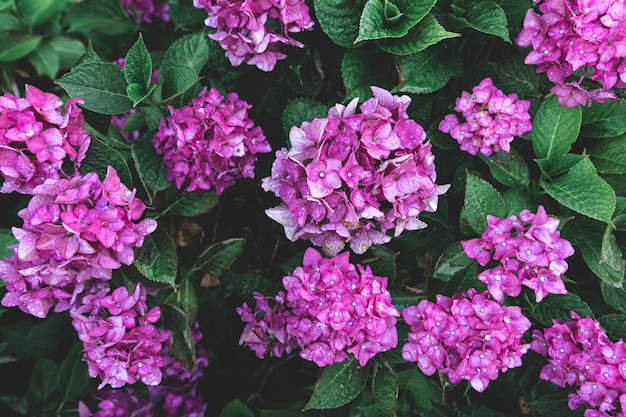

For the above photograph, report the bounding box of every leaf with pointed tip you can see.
[394,48,462,94]
[533,95,582,159]
[378,14,459,56]
[303,360,368,410]
[133,226,177,287]
[356,0,437,42]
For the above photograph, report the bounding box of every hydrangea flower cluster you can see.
[0,85,90,194]
[532,313,626,416]
[263,87,449,256]
[402,289,531,392]
[153,87,271,194]
[461,206,574,302]
[79,388,152,417]
[0,167,157,318]
[120,0,169,23]
[192,0,313,71]
[238,248,400,367]
[70,283,170,389]
[517,0,626,107]
[438,78,532,156]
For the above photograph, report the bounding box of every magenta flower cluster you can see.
[238,248,400,367]
[517,0,626,107]
[192,0,313,71]
[532,313,626,416]
[438,78,532,156]
[263,87,449,256]
[70,283,170,389]
[402,289,531,392]
[120,0,169,23]
[79,388,152,417]
[461,206,574,302]
[0,167,157,318]
[0,85,90,194]
[153,87,271,194]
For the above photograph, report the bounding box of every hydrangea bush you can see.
[0,1,625,417]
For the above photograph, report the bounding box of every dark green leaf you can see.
[57,343,92,401]
[161,303,189,333]
[588,136,626,174]
[219,399,254,417]
[541,158,616,223]
[161,31,209,74]
[456,1,510,42]
[314,0,365,48]
[167,0,207,31]
[160,189,221,217]
[394,48,462,94]
[27,43,60,79]
[236,273,275,303]
[601,224,625,276]
[178,277,199,324]
[0,13,24,31]
[281,97,328,136]
[464,173,507,234]
[372,362,398,417]
[378,14,459,56]
[48,36,85,68]
[170,326,196,371]
[571,227,625,288]
[81,135,133,188]
[0,228,17,259]
[28,357,58,403]
[601,283,626,314]
[532,95,582,159]
[125,34,152,89]
[432,242,473,281]
[397,368,440,414]
[131,132,169,204]
[74,41,101,66]
[366,246,398,283]
[0,0,14,12]
[534,154,586,180]
[161,64,199,101]
[581,100,626,138]
[134,225,178,287]
[532,293,594,327]
[303,360,368,410]
[194,238,246,276]
[341,48,396,101]
[532,394,584,417]
[356,0,437,42]
[503,189,533,216]
[18,0,65,27]
[57,63,133,115]
[0,32,42,62]
[478,149,529,189]
[598,313,626,342]
[0,396,27,415]
[0,314,70,358]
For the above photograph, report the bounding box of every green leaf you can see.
[532,293,594,327]
[194,238,246,276]
[378,14,460,56]
[366,246,398,283]
[177,277,199,324]
[169,326,196,371]
[75,41,101,66]
[0,228,17,259]
[372,362,398,417]
[161,303,189,333]
[598,313,626,342]
[397,368,441,414]
[28,357,58,404]
[219,399,254,417]
[133,225,177,287]
[167,0,207,31]
[131,132,169,204]
[160,189,221,217]
[18,0,65,27]
[356,0,437,42]
[441,263,484,295]
[57,62,133,115]
[81,135,133,188]
[57,343,92,401]
[601,283,626,314]
[161,64,198,101]
[125,34,152,90]
[503,189,533,216]
[27,43,60,79]
[341,48,396,101]
[303,360,368,410]
[456,1,510,42]
[533,95,582,159]
[394,48,462,94]
[0,0,14,12]
[492,56,543,99]
[532,394,584,417]
[588,136,626,174]
[432,242,473,281]
[48,36,85,68]
[478,149,529,189]
[161,31,209,74]
[572,227,625,288]
[281,97,328,136]
[581,101,626,138]
[534,154,586,180]
[464,173,507,234]
[0,13,24,31]
[601,224,625,276]
[0,32,42,62]
[0,396,27,415]
[314,0,365,48]
[540,158,616,223]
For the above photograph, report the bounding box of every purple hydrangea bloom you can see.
[152,87,271,194]
[120,0,169,23]
[71,283,170,389]
[532,312,626,416]
[263,87,449,256]
[517,0,626,106]
[402,289,531,392]
[193,0,313,71]
[461,205,574,302]
[78,388,152,417]
[238,248,400,367]
[0,85,90,194]
[0,167,157,318]
[438,78,532,156]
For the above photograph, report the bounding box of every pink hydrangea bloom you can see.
[517,0,626,106]
[192,0,313,71]
[438,78,532,156]
[0,85,90,194]
[78,388,152,417]
[532,313,626,416]
[0,167,157,318]
[71,283,170,389]
[461,205,574,302]
[120,0,169,23]
[402,289,531,392]
[263,87,449,256]
[238,248,400,367]
[152,87,271,194]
